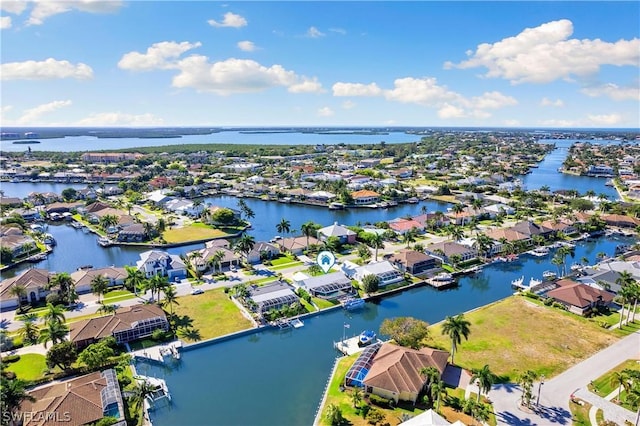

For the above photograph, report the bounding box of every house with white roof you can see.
[296,271,354,300]
[136,250,187,281]
[317,222,357,244]
[348,261,404,287]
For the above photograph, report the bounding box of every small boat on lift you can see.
[358,330,377,347]
[342,297,366,311]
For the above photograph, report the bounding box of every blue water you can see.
[0,131,420,153]
[522,139,619,199]
[136,235,635,426]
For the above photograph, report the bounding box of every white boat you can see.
[342,297,366,311]
[97,236,112,247]
[427,272,456,288]
[529,278,543,287]
[542,271,557,280]
[329,202,345,210]
[291,318,304,328]
[358,330,377,347]
[529,246,550,257]
[511,275,525,288]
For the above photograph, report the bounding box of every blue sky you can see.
[1,1,639,128]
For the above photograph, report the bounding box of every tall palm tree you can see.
[90,274,110,303]
[47,272,76,305]
[162,285,179,315]
[448,225,465,242]
[147,273,170,305]
[234,234,255,259]
[610,371,630,403]
[209,250,225,274]
[124,265,146,295]
[402,228,417,248]
[43,302,66,324]
[430,380,446,413]
[300,221,319,248]
[617,280,635,328]
[130,379,156,413]
[517,370,538,408]
[19,313,40,345]
[38,320,69,348]
[470,364,497,403]
[8,284,27,313]
[351,386,362,408]
[0,376,36,422]
[441,313,472,365]
[625,381,640,426]
[97,302,117,316]
[368,233,385,261]
[276,218,291,237]
[474,234,494,260]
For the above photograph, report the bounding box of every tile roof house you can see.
[351,190,381,205]
[510,220,553,238]
[546,279,614,316]
[389,249,440,275]
[0,268,50,310]
[188,241,241,273]
[69,267,127,295]
[363,343,449,404]
[70,304,169,348]
[388,219,425,235]
[0,232,37,258]
[426,241,478,263]
[21,369,126,426]
[276,235,320,255]
[349,261,404,287]
[246,242,281,264]
[317,222,357,244]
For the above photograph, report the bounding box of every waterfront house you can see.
[601,214,640,228]
[389,249,440,275]
[0,196,22,207]
[484,228,530,253]
[20,369,125,426]
[578,269,624,293]
[146,190,173,206]
[426,241,478,263]
[70,304,169,348]
[388,219,425,235]
[45,201,84,214]
[349,261,404,287]
[296,271,354,300]
[246,242,280,264]
[276,235,320,255]
[188,241,240,272]
[351,190,381,206]
[0,268,50,310]
[248,281,300,317]
[483,203,515,218]
[540,218,578,236]
[412,213,450,229]
[545,279,614,316]
[70,267,127,294]
[362,342,449,404]
[117,223,146,242]
[317,222,357,244]
[13,207,41,221]
[0,233,37,258]
[136,250,187,281]
[510,220,554,239]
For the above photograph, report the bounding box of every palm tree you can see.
[8,284,27,313]
[625,381,640,426]
[130,379,156,413]
[470,364,497,403]
[43,302,66,324]
[209,250,225,274]
[368,233,384,261]
[403,228,417,248]
[162,285,179,315]
[617,278,635,328]
[99,214,119,231]
[124,265,147,295]
[448,225,465,242]
[38,320,69,348]
[351,386,362,408]
[610,371,630,403]
[430,380,446,413]
[474,233,494,260]
[301,221,319,248]
[97,302,117,316]
[1,376,36,422]
[47,272,76,305]
[147,273,169,304]
[517,370,538,408]
[419,366,440,394]
[276,218,291,237]
[441,313,472,365]
[234,234,255,259]
[90,274,110,303]
[19,313,39,345]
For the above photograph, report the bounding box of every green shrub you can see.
[2,355,20,363]
[543,297,554,306]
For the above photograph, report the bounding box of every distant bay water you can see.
[0,130,421,152]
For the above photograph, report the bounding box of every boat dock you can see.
[132,341,182,363]
[334,336,383,356]
[134,375,172,411]
[272,317,305,329]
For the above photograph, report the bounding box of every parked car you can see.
[191,288,204,295]
[230,265,237,272]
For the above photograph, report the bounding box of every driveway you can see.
[490,329,640,425]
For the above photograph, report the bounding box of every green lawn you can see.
[270,261,304,270]
[313,297,339,310]
[589,359,640,399]
[569,398,592,426]
[162,224,231,243]
[129,338,163,351]
[428,296,620,381]
[172,288,253,341]
[4,353,52,382]
[270,255,299,266]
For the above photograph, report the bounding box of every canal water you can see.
[136,235,635,426]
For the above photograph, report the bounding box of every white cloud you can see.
[333,77,516,119]
[207,12,247,28]
[17,99,72,124]
[288,77,324,94]
[341,100,356,109]
[75,112,165,126]
[586,113,623,126]
[27,0,123,26]
[446,19,640,84]
[332,82,382,97]
[1,1,28,14]
[504,119,521,127]
[329,28,346,35]
[118,41,201,71]
[1,58,93,80]
[540,97,564,107]
[0,16,11,29]
[307,26,325,38]
[580,83,640,101]
[237,40,256,52]
[317,107,334,117]
[172,56,316,95]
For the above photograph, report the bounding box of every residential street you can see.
[490,329,640,425]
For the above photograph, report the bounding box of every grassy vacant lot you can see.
[172,288,252,340]
[569,399,593,426]
[5,353,50,381]
[428,296,619,381]
[162,224,230,243]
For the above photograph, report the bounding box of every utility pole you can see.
[537,375,545,406]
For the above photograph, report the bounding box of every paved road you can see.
[490,329,640,425]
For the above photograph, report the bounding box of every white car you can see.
[230,265,237,272]
[191,288,204,295]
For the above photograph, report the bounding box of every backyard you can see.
[171,288,253,340]
[162,223,232,244]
